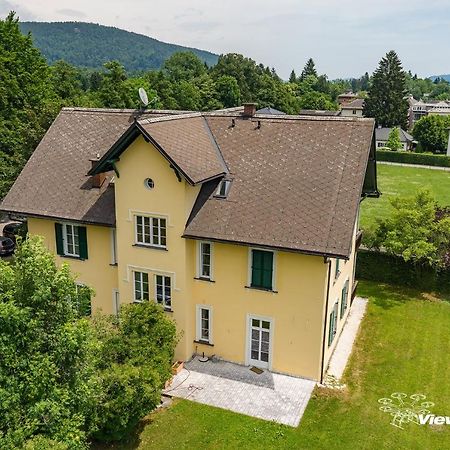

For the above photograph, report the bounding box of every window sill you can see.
[59,254,84,261]
[163,308,173,313]
[133,244,168,251]
[194,340,214,347]
[245,286,278,294]
[194,277,215,283]
[109,263,118,267]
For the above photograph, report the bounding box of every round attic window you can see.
[144,178,155,190]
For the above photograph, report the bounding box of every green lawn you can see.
[360,164,450,231]
[96,281,450,450]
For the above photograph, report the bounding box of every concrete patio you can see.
[164,357,316,427]
[164,297,367,426]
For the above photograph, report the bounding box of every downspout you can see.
[320,257,332,384]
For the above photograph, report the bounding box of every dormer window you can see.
[215,179,231,198]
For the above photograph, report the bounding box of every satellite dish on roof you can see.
[138,87,149,107]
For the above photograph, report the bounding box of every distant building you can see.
[375,127,416,151]
[409,97,450,127]
[340,99,364,117]
[337,92,359,106]
[256,107,286,115]
[298,109,340,117]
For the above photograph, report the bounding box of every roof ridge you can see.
[138,111,203,125]
[61,107,194,115]
[202,116,230,174]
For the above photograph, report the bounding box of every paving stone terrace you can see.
[164,357,316,427]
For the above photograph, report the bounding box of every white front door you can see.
[248,316,272,369]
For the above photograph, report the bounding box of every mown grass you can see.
[360,164,450,232]
[94,281,450,450]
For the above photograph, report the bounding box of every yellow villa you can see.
[1,104,378,382]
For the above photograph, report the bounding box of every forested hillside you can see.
[19,21,219,71]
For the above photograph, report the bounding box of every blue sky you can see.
[2,0,450,79]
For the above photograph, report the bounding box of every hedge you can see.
[377,150,450,167]
[356,249,450,295]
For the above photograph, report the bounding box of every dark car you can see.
[0,236,15,256]
[3,221,27,243]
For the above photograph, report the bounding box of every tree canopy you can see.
[412,115,450,153]
[385,127,403,151]
[363,51,409,128]
[368,190,450,269]
[0,237,177,448]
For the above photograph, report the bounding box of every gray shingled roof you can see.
[0,108,181,225]
[375,127,414,143]
[256,107,286,115]
[1,108,376,258]
[184,115,375,258]
[341,98,365,109]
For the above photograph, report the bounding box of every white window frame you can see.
[134,215,167,248]
[133,271,149,303]
[245,314,274,370]
[197,241,213,280]
[63,223,80,257]
[155,274,172,310]
[334,258,341,280]
[110,228,117,265]
[215,179,231,198]
[196,305,213,344]
[247,247,277,291]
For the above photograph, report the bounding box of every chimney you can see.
[90,158,106,189]
[447,127,450,157]
[243,103,257,118]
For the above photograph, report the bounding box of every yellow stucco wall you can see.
[190,241,329,380]
[323,221,358,369]
[26,133,359,381]
[113,135,200,362]
[111,135,337,380]
[27,217,118,313]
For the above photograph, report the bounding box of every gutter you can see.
[319,257,332,384]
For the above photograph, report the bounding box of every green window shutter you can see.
[251,250,263,287]
[262,251,273,289]
[251,250,273,289]
[78,226,88,260]
[55,223,64,255]
[328,311,334,347]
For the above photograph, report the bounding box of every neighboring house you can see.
[409,97,450,127]
[0,104,378,382]
[299,109,340,117]
[337,91,359,106]
[256,106,286,115]
[375,127,416,151]
[340,98,364,117]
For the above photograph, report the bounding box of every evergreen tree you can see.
[289,70,297,83]
[386,127,403,151]
[363,51,409,128]
[300,58,317,81]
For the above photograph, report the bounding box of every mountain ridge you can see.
[19,21,219,72]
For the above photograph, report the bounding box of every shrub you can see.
[356,249,450,295]
[368,189,450,269]
[376,149,450,167]
[91,302,177,442]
